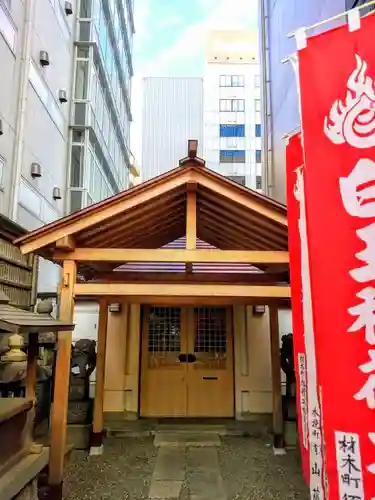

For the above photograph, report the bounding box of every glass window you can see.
[80,0,92,18]
[255,75,261,87]
[255,99,261,112]
[219,99,230,112]
[232,99,245,112]
[255,124,261,137]
[220,124,245,137]
[75,60,89,99]
[255,150,262,163]
[70,145,85,187]
[256,175,262,190]
[220,150,246,164]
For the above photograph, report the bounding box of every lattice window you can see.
[148,307,181,353]
[194,307,227,353]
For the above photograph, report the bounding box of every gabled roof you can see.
[15,159,288,257]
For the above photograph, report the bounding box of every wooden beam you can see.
[48,260,76,498]
[74,282,290,298]
[196,172,287,227]
[19,174,190,254]
[55,235,75,252]
[85,271,289,284]
[186,189,197,250]
[269,305,284,451]
[90,298,108,455]
[26,333,38,400]
[54,248,289,264]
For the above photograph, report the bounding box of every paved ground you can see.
[63,436,308,500]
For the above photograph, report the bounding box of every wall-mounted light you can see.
[30,162,42,178]
[58,89,68,103]
[253,305,266,316]
[64,1,73,15]
[53,187,62,200]
[109,303,122,313]
[39,50,50,67]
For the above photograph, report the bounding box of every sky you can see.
[130,0,259,165]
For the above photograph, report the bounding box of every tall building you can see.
[141,77,203,180]
[259,0,373,203]
[68,0,136,212]
[203,30,262,190]
[0,0,135,298]
[0,0,75,294]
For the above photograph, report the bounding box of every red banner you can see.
[297,13,375,500]
[286,132,310,485]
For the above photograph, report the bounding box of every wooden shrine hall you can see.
[14,141,290,499]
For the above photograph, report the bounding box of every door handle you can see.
[202,376,218,380]
[187,353,196,363]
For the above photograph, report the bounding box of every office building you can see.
[203,30,262,190]
[0,0,75,294]
[259,0,373,203]
[141,77,203,180]
[0,0,135,297]
[68,0,136,212]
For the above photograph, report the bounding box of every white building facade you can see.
[141,77,203,180]
[203,30,262,190]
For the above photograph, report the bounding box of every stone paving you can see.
[63,436,308,500]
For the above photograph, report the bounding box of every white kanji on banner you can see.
[324,54,375,149]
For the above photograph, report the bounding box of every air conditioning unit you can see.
[64,1,73,15]
[30,162,42,178]
[53,187,62,200]
[39,51,50,67]
[58,89,68,103]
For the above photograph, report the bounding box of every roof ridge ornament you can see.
[179,140,206,167]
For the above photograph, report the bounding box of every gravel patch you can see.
[63,438,157,500]
[62,436,308,500]
[218,437,309,500]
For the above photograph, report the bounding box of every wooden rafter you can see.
[15,162,287,256]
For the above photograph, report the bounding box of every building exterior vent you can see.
[53,187,62,200]
[58,89,68,103]
[64,1,73,15]
[30,162,42,178]
[39,51,50,67]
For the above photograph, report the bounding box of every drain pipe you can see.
[10,0,36,220]
[259,0,273,197]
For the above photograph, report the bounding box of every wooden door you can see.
[186,307,234,418]
[140,306,188,417]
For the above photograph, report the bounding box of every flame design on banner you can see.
[324,54,375,149]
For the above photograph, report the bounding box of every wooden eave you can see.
[14,162,288,266]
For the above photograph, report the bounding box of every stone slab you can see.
[154,432,221,448]
[153,448,185,481]
[148,479,183,499]
[186,448,220,472]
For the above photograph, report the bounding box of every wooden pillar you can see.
[48,260,76,500]
[186,185,196,273]
[186,185,197,250]
[269,305,285,452]
[90,298,108,455]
